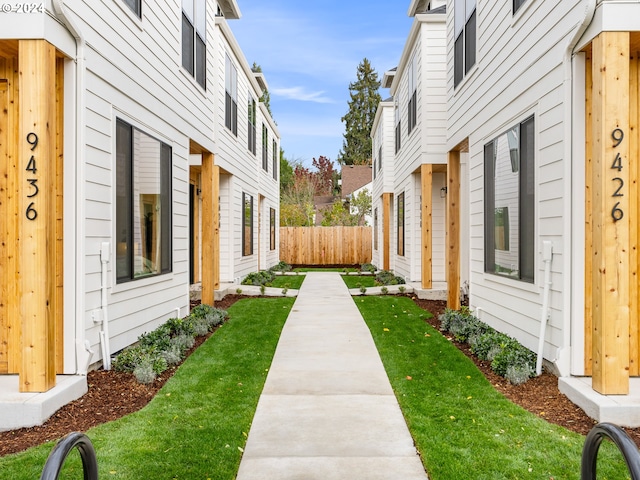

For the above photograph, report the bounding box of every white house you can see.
[0,0,279,430]
[371,0,448,290]
[442,0,640,423]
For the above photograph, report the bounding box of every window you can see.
[484,115,535,282]
[513,0,528,14]
[407,54,417,134]
[225,54,238,135]
[454,0,476,88]
[122,0,141,17]
[116,119,172,283]
[374,207,378,250]
[270,208,276,250]
[248,95,256,154]
[373,151,377,179]
[395,104,401,153]
[262,123,268,171]
[397,192,405,256]
[242,193,253,256]
[272,139,278,180]
[182,0,206,88]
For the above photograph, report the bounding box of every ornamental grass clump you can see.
[242,270,276,286]
[438,307,536,385]
[269,261,292,273]
[113,304,228,383]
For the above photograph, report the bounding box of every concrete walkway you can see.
[236,272,428,480]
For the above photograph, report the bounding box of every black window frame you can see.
[182,0,206,89]
[407,54,417,135]
[484,115,535,283]
[272,139,278,180]
[248,95,256,154]
[262,123,268,171]
[454,0,476,88]
[225,53,238,136]
[270,207,276,250]
[115,118,173,283]
[397,192,405,257]
[395,105,401,154]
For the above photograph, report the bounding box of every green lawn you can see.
[269,274,305,290]
[0,297,295,480]
[341,274,376,289]
[355,295,629,479]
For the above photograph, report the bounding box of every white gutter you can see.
[52,1,92,374]
[559,0,597,374]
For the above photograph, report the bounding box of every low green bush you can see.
[375,270,405,286]
[269,261,292,273]
[438,307,536,385]
[112,304,228,383]
[242,270,276,286]
[360,262,377,273]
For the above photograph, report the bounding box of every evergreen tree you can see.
[337,58,382,166]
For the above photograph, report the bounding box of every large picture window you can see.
[397,192,405,256]
[225,54,238,135]
[484,115,535,282]
[242,193,253,256]
[182,0,206,88]
[116,119,172,283]
[454,0,476,87]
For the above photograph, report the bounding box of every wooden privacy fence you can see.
[279,226,372,265]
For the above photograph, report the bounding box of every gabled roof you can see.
[407,0,446,17]
[341,165,372,200]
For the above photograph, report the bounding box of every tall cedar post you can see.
[421,164,433,289]
[19,40,57,392]
[591,32,630,394]
[447,151,461,310]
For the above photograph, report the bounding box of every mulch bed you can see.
[2,293,640,458]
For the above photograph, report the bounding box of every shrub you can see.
[242,270,275,286]
[359,285,367,294]
[375,270,405,286]
[113,345,147,373]
[269,261,292,273]
[491,339,536,378]
[165,317,196,338]
[398,286,406,294]
[380,286,388,295]
[133,360,156,384]
[360,263,377,273]
[506,363,535,386]
[469,330,503,361]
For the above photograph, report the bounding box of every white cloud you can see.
[271,86,335,104]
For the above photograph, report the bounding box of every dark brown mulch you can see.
[2,294,640,458]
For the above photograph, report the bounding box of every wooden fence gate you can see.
[279,226,372,265]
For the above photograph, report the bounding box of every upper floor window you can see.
[225,54,238,135]
[262,123,268,171]
[378,146,382,172]
[407,54,417,135]
[122,0,141,17]
[182,0,206,89]
[454,0,476,88]
[394,104,401,153]
[484,115,535,283]
[272,139,278,180]
[513,0,528,14]
[116,119,172,283]
[248,95,256,154]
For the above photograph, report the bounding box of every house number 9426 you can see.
[610,128,625,222]
[25,132,38,220]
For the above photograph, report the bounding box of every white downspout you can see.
[559,0,596,375]
[537,241,553,376]
[100,243,111,370]
[52,1,92,374]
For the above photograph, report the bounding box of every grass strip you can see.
[355,295,629,480]
[0,297,294,480]
[270,274,305,290]
[341,274,376,289]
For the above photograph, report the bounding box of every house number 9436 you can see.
[25,132,38,220]
[610,128,624,222]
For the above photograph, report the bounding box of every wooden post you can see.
[201,153,219,305]
[630,48,639,376]
[591,32,630,394]
[421,165,433,289]
[382,193,391,271]
[19,40,57,392]
[584,49,594,375]
[447,151,461,310]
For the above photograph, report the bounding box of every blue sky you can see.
[230,1,414,168]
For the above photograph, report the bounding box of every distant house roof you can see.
[341,165,372,200]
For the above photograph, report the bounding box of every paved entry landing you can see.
[236,272,428,480]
